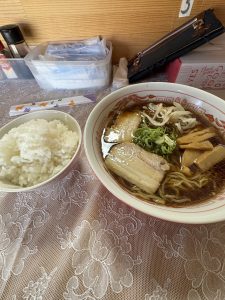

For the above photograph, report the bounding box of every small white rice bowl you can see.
[0,110,82,192]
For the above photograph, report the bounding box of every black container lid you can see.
[0,24,25,45]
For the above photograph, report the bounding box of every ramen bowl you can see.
[0,110,82,192]
[84,82,225,224]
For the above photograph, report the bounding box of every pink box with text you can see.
[166,41,225,90]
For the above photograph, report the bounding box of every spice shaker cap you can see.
[0,24,25,45]
[0,41,4,51]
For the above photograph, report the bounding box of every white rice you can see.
[0,119,79,187]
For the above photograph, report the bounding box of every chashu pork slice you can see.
[105,142,170,194]
[104,111,141,143]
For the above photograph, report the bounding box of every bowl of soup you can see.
[84,82,225,224]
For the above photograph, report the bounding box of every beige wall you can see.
[0,0,225,62]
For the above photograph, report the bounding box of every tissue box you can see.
[24,40,112,90]
[167,49,225,89]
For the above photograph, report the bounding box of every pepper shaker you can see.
[0,24,30,58]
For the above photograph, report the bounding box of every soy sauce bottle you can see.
[0,24,29,58]
[0,24,33,78]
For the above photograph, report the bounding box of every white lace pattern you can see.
[0,80,225,299]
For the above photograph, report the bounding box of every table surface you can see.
[0,80,225,300]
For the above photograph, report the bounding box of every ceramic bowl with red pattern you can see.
[84,82,225,224]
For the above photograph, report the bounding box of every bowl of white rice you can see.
[0,110,81,192]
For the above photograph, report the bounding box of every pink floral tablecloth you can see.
[0,80,225,300]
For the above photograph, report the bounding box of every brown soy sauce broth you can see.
[101,101,225,207]
[165,160,225,208]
